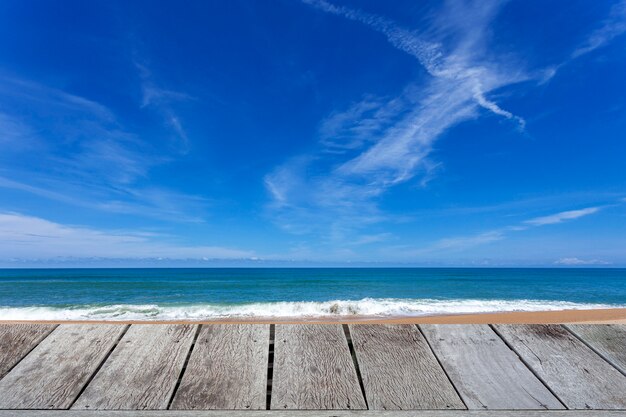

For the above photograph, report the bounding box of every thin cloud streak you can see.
[0,212,253,260]
[0,75,207,222]
[525,207,601,226]
[571,0,626,59]
[416,205,605,255]
[0,74,152,184]
[135,61,192,153]
[432,230,505,251]
[542,0,626,82]
[0,175,208,223]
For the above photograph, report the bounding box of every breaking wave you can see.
[0,298,621,321]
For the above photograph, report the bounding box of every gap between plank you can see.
[265,324,275,410]
[488,324,568,410]
[0,324,58,380]
[167,324,203,410]
[563,324,626,377]
[67,324,131,410]
[342,324,369,410]
[415,324,468,410]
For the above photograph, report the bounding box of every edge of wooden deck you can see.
[1,307,626,325]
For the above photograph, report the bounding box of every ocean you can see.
[0,268,624,320]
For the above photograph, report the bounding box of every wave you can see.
[0,298,621,321]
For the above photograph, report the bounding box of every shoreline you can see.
[1,307,625,324]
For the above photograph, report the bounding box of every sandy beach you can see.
[2,307,625,325]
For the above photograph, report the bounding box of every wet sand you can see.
[1,307,625,324]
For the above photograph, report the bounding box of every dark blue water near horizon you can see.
[0,268,625,320]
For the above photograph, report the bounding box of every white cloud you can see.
[266,1,529,240]
[473,90,526,130]
[318,96,388,151]
[135,61,192,152]
[555,257,611,266]
[0,212,253,260]
[0,175,208,223]
[432,230,505,251]
[0,75,114,121]
[0,113,36,150]
[544,1,626,82]
[411,202,613,255]
[571,0,626,58]
[0,75,151,184]
[525,207,601,226]
[0,74,208,222]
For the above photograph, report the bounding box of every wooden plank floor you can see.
[494,324,626,409]
[271,324,366,410]
[0,323,625,414]
[349,324,463,410]
[170,324,269,410]
[420,324,563,410]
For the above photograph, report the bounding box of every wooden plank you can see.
[2,410,626,417]
[271,324,366,410]
[566,324,626,375]
[420,324,563,410]
[72,324,196,410]
[170,324,269,410]
[494,324,626,409]
[0,324,125,409]
[349,324,464,410]
[0,324,56,378]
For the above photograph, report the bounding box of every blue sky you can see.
[0,0,625,266]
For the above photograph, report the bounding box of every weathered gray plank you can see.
[0,324,125,409]
[349,324,464,410]
[566,324,626,375]
[495,324,626,409]
[72,324,196,410]
[170,324,269,410]
[0,324,56,378]
[271,324,366,410]
[420,324,563,410]
[2,410,626,417]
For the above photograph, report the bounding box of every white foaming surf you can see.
[0,298,621,321]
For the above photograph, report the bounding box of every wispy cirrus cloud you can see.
[0,212,253,260]
[265,0,529,241]
[525,207,601,226]
[431,230,505,251]
[0,175,208,223]
[0,74,151,183]
[135,61,193,153]
[420,204,605,254]
[571,0,626,59]
[0,75,206,222]
[266,0,626,249]
[542,0,626,82]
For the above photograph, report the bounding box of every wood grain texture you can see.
[170,324,269,410]
[271,324,366,410]
[566,324,626,375]
[0,324,56,378]
[0,324,125,409]
[420,324,563,410]
[349,324,464,410]
[72,324,196,410]
[495,324,626,409]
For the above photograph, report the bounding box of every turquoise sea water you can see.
[0,268,625,320]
